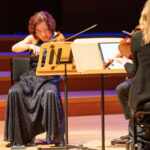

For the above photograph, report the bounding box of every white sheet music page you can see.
[71,40,103,72]
[71,38,122,72]
[99,42,125,69]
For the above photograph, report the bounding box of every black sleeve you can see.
[124,62,136,76]
[124,31,141,76]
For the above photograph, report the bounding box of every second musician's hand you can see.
[113,56,132,66]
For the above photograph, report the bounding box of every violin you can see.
[119,25,141,59]
[49,32,65,42]
[118,37,132,59]
[103,34,132,69]
[104,25,141,69]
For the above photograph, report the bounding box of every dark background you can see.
[0,0,147,34]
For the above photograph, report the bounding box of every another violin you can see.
[103,35,132,69]
[118,25,141,59]
[104,25,141,69]
[118,37,132,59]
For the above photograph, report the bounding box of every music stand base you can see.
[37,144,98,150]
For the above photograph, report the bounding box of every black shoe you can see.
[120,134,130,140]
[55,138,65,147]
[6,142,26,148]
[55,142,65,147]
[26,137,36,147]
[6,143,13,147]
[111,138,128,145]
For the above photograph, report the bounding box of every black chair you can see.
[126,102,150,150]
[9,57,30,149]
[10,57,30,86]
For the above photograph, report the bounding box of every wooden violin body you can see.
[50,32,65,42]
[104,25,141,68]
[118,25,141,59]
[118,38,132,59]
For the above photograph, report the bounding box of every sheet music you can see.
[71,38,123,72]
[71,42,103,72]
[99,42,125,69]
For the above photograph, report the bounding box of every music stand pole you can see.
[64,62,69,146]
[55,61,98,149]
[61,61,98,150]
[38,62,98,150]
[101,74,105,150]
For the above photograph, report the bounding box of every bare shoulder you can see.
[23,35,37,44]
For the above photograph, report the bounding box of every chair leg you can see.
[133,112,137,150]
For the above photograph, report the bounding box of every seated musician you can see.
[111,30,144,144]
[111,18,141,146]
[128,0,150,149]
[113,1,150,149]
[4,11,65,147]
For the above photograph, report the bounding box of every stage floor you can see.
[0,114,128,150]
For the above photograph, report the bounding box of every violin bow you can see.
[48,24,98,42]
[122,30,132,36]
[64,24,98,41]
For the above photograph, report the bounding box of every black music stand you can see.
[37,59,98,150]
[100,74,105,150]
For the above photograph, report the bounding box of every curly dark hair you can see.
[28,11,56,39]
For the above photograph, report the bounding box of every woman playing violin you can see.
[4,11,65,147]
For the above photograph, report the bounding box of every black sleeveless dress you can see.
[4,40,65,145]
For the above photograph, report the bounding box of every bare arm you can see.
[12,35,37,52]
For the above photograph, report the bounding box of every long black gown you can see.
[4,40,65,145]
